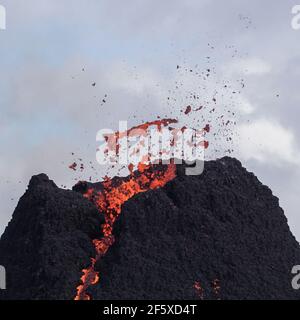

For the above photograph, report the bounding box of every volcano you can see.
[1,157,300,300]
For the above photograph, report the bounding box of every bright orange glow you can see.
[74,118,209,300]
[74,162,177,300]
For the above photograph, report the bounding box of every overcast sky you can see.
[1,0,300,240]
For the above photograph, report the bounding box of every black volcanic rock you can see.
[91,158,300,300]
[0,174,104,300]
[1,158,300,300]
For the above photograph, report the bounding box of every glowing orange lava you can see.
[74,163,177,300]
[75,118,209,300]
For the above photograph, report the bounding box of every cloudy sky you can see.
[1,0,300,240]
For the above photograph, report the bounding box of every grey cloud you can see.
[0,0,300,240]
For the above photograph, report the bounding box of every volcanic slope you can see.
[1,157,300,299]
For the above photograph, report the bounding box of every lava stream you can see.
[75,118,209,300]
[74,162,177,300]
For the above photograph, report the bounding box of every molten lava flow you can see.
[75,117,210,300]
[74,162,177,300]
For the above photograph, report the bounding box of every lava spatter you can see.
[193,281,204,300]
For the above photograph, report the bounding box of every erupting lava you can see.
[75,118,209,300]
[74,162,177,300]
